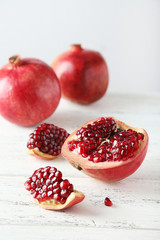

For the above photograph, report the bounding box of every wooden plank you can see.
[0,176,159,229]
[0,226,160,240]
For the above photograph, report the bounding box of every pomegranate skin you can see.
[62,118,149,182]
[0,56,61,126]
[51,44,109,104]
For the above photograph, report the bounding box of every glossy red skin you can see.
[0,58,61,126]
[84,139,148,182]
[51,45,109,104]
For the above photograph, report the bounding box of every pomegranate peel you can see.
[26,148,57,160]
[24,166,85,210]
[35,190,85,210]
[61,117,149,182]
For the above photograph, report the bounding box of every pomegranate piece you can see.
[62,117,149,182]
[24,166,85,210]
[0,55,61,126]
[27,123,69,160]
[51,44,109,104]
[104,197,113,207]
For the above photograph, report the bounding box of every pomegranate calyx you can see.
[35,190,85,210]
[70,44,82,51]
[9,55,21,66]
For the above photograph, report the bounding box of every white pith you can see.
[35,190,85,210]
[27,147,58,160]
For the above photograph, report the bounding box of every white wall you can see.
[0,0,159,93]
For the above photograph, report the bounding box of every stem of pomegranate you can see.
[70,44,82,51]
[9,55,21,67]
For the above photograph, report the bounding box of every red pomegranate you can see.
[51,44,109,104]
[24,166,85,210]
[62,117,149,182]
[0,55,61,126]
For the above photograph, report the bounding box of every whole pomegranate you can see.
[62,117,149,182]
[51,44,109,104]
[0,55,61,126]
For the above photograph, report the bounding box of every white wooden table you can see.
[0,92,160,240]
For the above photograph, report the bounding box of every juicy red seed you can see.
[104,197,113,207]
[60,197,66,204]
[24,181,31,190]
[43,172,49,179]
[46,179,51,186]
[68,184,73,192]
[60,179,70,189]
[47,191,53,198]
[27,123,69,156]
[55,171,62,180]
[24,167,74,204]
[68,117,144,163]
[52,182,60,189]
[53,188,60,194]
[54,194,61,202]
[61,189,69,198]
[50,167,57,173]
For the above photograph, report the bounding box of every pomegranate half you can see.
[51,44,109,104]
[0,55,61,126]
[62,117,149,182]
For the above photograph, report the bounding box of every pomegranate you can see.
[51,44,109,104]
[62,117,149,182]
[0,55,61,126]
[104,197,113,207]
[27,123,69,160]
[24,166,85,210]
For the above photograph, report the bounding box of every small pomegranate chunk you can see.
[104,197,113,207]
[24,166,85,210]
[27,123,69,159]
[62,117,149,182]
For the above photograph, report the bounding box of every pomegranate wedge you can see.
[24,166,85,210]
[27,123,69,160]
[62,117,149,182]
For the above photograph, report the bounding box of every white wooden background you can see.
[0,92,160,240]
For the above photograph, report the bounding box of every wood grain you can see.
[0,92,160,239]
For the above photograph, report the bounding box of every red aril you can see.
[62,117,149,182]
[0,55,61,126]
[24,166,85,210]
[104,197,113,207]
[51,44,109,104]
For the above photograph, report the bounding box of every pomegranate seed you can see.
[68,117,144,163]
[24,167,74,204]
[27,123,69,157]
[104,197,113,207]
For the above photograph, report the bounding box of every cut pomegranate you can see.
[27,123,69,160]
[24,166,85,210]
[62,117,149,182]
[104,197,113,207]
